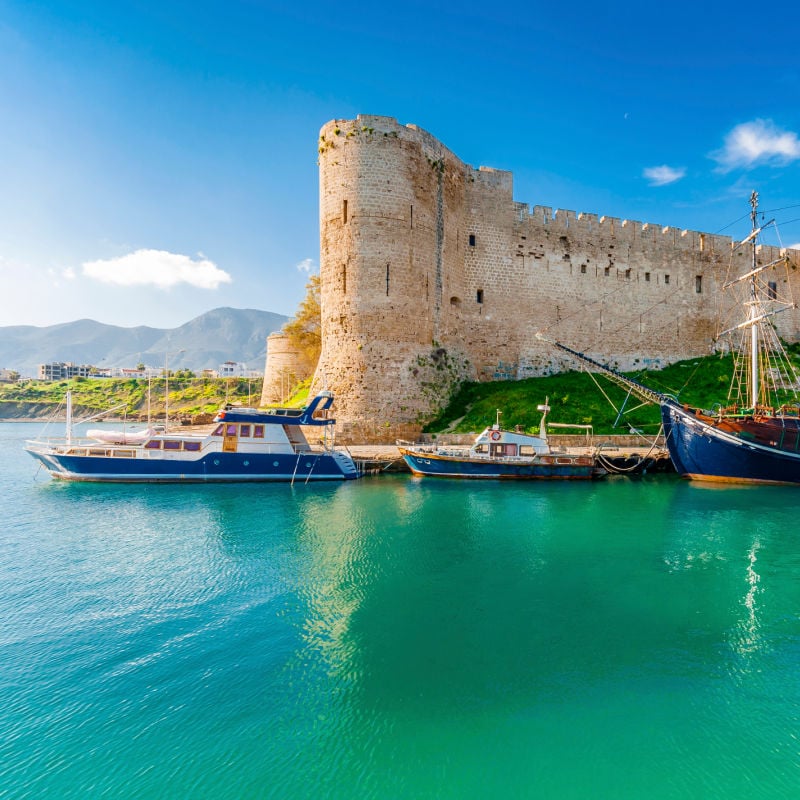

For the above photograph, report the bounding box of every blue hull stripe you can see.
[28,450,357,482]
[401,452,595,479]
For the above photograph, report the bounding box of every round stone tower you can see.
[260,332,309,406]
[315,115,489,432]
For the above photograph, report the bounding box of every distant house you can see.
[219,361,248,378]
[0,368,18,383]
[38,362,97,380]
[110,367,161,379]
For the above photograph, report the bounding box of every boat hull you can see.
[398,448,599,479]
[26,448,358,483]
[661,402,800,485]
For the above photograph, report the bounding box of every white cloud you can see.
[82,249,231,289]
[788,243,800,252]
[643,165,686,186]
[62,267,76,280]
[712,119,800,171]
[295,258,317,273]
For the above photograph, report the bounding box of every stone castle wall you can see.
[315,114,800,432]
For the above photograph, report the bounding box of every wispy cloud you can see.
[643,165,686,186]
[82,249,231,289]
[45,266,77,286]
[788,243,800,252]
[712,119,800,171]
[295,258,317,273]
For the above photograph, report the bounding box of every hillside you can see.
[0,307,288,377]
[0,376,269,422]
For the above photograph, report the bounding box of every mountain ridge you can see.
[0,307,288,377]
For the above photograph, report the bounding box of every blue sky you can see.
[1,0,799,328]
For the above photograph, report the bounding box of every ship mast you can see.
[749,190,759,409]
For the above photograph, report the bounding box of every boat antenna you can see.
[495,408,502,429]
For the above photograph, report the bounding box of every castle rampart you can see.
[315,115,800,435]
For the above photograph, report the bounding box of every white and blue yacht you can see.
[26,391,359,483]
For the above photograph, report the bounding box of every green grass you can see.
[0,377,265,418]
[424,354,739,434]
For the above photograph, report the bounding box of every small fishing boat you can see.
[397,402,604,479]
[26,391,359,483]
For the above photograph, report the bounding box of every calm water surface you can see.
[1,422,799,798]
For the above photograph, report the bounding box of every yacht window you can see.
[145,440,161,449]
[240,424,251,437]
[164,440,182,450]
[212,424,224,436]
[474,444,488,454]
[254,425,265,438]
[226,424,237,436]
[519,445,535,455]
[184,441,201,451]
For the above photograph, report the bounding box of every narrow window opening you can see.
[625,268,631,280]
[342,199,348,224]
[476,289,484,304]
[695,275,702,293]
[386,263,390,296]
[410,205,413,229]
[580,264,587,274]
[768,281,778,299]
[342,264,346,294]
[645,272,651,282]
[664,274,670,285]
[468,234,476,247]
[604,266,610,276]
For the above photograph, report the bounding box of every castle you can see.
[266,114,800,439]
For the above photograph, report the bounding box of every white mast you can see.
[749,191,759,409]
[65,390,73,446]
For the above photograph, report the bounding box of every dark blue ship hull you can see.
[661,401,800,485]
[399,449,598,479]
[28,449,358,482]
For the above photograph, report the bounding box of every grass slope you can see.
[0,377,266,419]
[424,355,740,435]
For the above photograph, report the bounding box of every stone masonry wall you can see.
[316,114,800,435]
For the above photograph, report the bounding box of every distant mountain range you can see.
[0,307,288,378]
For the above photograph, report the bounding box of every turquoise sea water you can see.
[1,422,799,799]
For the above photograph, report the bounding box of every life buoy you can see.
[490,431,501,441]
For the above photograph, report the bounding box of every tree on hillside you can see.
[283,273,321,374]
